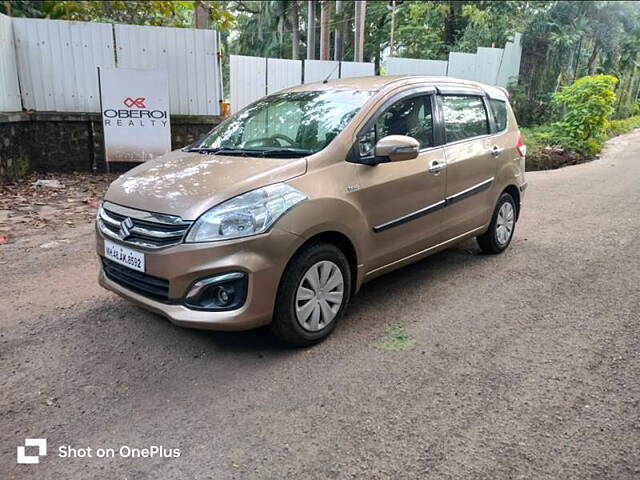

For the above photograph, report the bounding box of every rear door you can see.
[438,91,497,238]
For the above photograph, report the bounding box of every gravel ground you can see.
[1,130,639,479]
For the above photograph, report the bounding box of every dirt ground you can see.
[1,131,640,479]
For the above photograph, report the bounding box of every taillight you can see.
[516,133,526,157]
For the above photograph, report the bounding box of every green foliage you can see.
[607,115,640,137]
[551,74,618,155]
[3,1,234,29]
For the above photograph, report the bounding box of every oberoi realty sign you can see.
[98,68,171,163]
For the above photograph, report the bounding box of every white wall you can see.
[304,60,339,83]
[230,55,266,113]
[0,14,21,112]
[267,58,302,94]
[386,57,448,76]
[115,24,221,115]
[340,61,375,78]
[13,17,115,112]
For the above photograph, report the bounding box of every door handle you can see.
[428,160,446,173]
[490,145,504,156]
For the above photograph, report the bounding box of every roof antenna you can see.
[323,62,340,83]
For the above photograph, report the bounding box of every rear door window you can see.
[489,99,508,132]
[441,96,489,143]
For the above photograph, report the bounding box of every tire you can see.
[477,192,517,254]
[270,242,351,347]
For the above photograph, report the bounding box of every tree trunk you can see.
[334,0,343,61]
[194,0,208,29]
[291,1,300,60]
[307,1,316,59]
[354,0,366,62]
[319,1,331,60]
[587,42,599,75]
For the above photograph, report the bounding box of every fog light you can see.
[184,272,247,311]
[215,286,230,305]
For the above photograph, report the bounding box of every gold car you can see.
[97,76,527,346]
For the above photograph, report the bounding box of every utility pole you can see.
[389,0,396,56]
[354,1,366,62]
[319,1,331,60]
[334,0,343,61]
[307,1,316,60]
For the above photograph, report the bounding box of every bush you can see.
[551,75,618,155]
[607,115,640,137]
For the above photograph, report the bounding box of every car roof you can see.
[286,75,509,100]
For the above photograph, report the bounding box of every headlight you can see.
[185,183,307,243]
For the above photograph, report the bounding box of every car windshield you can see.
[193,89,374,157]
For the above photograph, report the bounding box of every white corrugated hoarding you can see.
[115,24,220,116]
[386,57,448,76]
[267,58,302,94]
[474,47,504,86]
[496,33,522,87]
[0,14,21,112]
[230,55,266,113]
[340,61,375,78]
[447,52,477,81]
[304,60,339,84]
[12,17,114,112]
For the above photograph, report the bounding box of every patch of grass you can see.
[376,325,416,352]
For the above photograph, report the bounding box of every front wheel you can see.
[477,192,516,254]
[270,242,351,347]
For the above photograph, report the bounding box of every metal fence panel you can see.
[496,33,522,87]
[340,61,374,78]
[385,57,448,76]
[304,60,339,84]
[115,24,220,116]
[13,17,114,112]
[0,14,21,112]
[267,58,302,94]
[447,52,477,81]
[230,55,266,113]
[474,47,504,86]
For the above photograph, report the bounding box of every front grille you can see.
[102,258,169,302]
[98,201,192,249]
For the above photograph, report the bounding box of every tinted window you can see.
[489,99,508,132]
[441,96,489,143]
[359,95,433,157]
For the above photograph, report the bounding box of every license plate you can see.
[104,240,145,272]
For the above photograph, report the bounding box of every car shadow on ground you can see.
[178,239,494,352]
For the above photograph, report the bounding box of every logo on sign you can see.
[123,97,146,108]
[119,217,134,240]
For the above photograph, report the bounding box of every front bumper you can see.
[97,227,303,331]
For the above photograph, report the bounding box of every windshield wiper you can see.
[184,147,313,158]
[184,147,260,157]
[258,148,314,158]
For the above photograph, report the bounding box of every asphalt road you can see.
[2,130,640,479]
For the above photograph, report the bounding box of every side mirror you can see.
[374,135,420,162]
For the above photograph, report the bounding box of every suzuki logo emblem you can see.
[119,217,134,239]
[123,97,146,108]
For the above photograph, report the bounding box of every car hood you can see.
[104,149,307,220]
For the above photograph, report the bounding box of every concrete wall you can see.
[0,112,221,183]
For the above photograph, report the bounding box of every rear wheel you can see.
[270,242,351,347]
[477,192,516,254]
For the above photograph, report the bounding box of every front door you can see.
[352,92,447,270]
